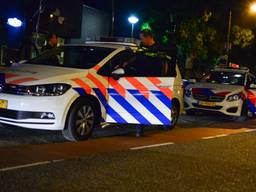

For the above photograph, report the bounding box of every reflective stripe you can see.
[93,88,127,124]
[128,89,171,125]
[147,77,173,98]
[109,89,151,124]
[108,78,126,97]
[151,90,172,109]
[5,73,19,79]
[9,77,38,84]
[87,73,107,97]
[93,65,100,71]
[73,78,92,94]
[73,88,87,96]
[126,77,150,98]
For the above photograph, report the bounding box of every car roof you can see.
[64,41,138,49]
[213,68,249,74]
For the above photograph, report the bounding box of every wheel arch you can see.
[64,94,102,130]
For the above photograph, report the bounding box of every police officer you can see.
[139,29,164,52]
[41,33,59,65]
[42,33,58,52]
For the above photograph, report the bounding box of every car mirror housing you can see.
[111,68,125,80]
[250,84,256,89]
[188,79,197,83]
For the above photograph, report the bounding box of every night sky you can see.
[1,0,256,42]
[85,0,256,36]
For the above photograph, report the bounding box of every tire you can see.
[161,100,180,130]
[235,101,248,122]
[62,98,99,141]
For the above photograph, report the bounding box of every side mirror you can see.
[111,68,125,80]
[250,84,256,89]
[18,60,28,64]
[188,79,197,83]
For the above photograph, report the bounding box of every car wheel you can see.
[62,99,99,141]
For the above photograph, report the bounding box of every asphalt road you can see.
[0,115,247,147]
[1,115,256,192]
[1,131,256,192]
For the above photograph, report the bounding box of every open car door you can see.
[105,51,176,125]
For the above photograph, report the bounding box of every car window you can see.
[27,46,115,69]
[201,71,245,86]
[99,50,176,77]
[247,74,255,87]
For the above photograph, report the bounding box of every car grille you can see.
[193,93,225,102]
[192,103,223,110]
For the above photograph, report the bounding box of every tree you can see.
[177,11,219,78]
[231,25,254,49]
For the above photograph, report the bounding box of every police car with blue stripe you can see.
[0,40,184,141]
[184,65,256,121]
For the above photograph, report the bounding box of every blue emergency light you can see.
[7,17,23,28]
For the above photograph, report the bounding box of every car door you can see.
[105,50,175,126]
[246,73,256,113]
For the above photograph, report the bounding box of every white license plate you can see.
[198,101,216,107]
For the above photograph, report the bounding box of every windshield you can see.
[201,71,245,86]
[27,46,115,69]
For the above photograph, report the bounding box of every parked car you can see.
[184,66,256,121]
[0,41,184,141]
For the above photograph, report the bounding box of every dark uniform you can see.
[41,44,59,65]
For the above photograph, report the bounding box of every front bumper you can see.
[0,90,79,130]
[184,96,243,117]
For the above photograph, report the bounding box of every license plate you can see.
[199,101,216,107]
[0,100,8,109]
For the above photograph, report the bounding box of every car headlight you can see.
[17,84,71,96]
[185,88,192,97]
[227,93,241,102]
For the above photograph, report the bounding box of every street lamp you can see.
[128,15,139,38]
[250,2,256,14]
[7,17,23,28]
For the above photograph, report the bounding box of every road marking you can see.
[244,129,256,133]
[202,134,228,140]
[130,142,174,150]
[0,159,64,172]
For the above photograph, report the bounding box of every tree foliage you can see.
[177,11,217,62]
[231,25,254,48]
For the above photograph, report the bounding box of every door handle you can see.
[156,83,170,88]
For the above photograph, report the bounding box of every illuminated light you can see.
[234,74,242,78]
[128,16,139,24]
[7,17,22,28]
[230,63,240,69]
[141,22,151,30]
[50,14,54,19]
[250,3,256,14]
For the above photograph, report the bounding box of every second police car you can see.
[0,41,184,141]
[184,66,256,120]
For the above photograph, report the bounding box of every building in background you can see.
[69,5,110,43]
[0,0,110,64]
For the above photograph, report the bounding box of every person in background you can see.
[139,29,164,52]
[41,33,58,52]
[40,33,59,65]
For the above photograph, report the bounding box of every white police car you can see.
[184,66,256,120]
[0,41,184,141]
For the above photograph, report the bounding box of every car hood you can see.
[187,82,244,96]
[0,64,88,85]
